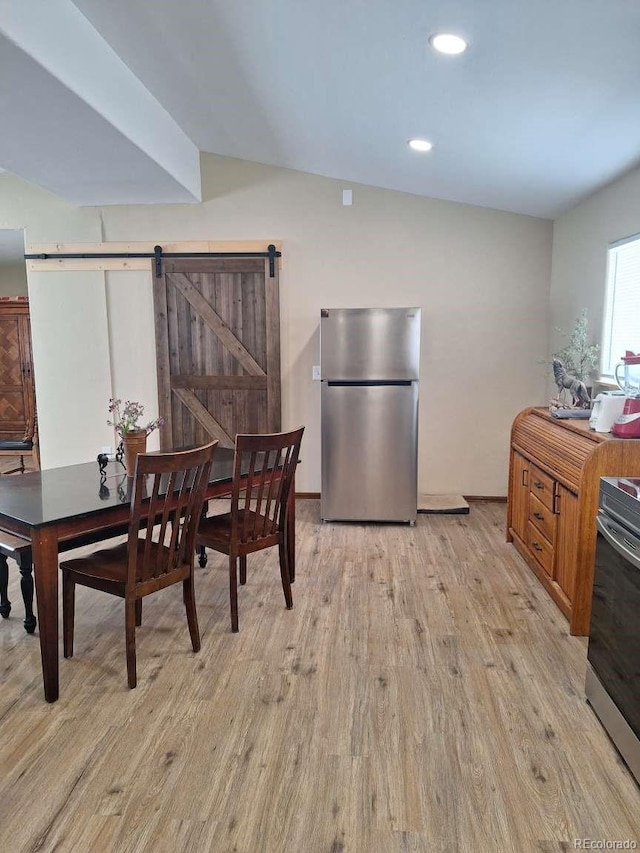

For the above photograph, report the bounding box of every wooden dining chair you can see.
[0,412,39,474]
[60,440,218,688]
[196,427,304,633]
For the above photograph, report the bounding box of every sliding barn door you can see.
[153,257,281,450]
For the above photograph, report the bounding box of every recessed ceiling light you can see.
[429,33,468,55]
[408,139,433,153]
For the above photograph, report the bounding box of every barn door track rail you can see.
[25,244,281,278]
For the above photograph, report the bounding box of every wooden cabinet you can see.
[508,450,529,541]
[555,485,579,601]
[507,407,640,635]
[0,300,35,441]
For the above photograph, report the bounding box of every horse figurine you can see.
[552,358,591,408]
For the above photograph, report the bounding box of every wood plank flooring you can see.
[0,456,32,475]
[0,501,638,852]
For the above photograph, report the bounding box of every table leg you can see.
[31,528,60,703]
[19,558,37,634]
[287,474,296,583]
[0,553,10,618]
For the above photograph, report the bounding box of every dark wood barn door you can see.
[153,257,281,450]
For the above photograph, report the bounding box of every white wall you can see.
[105,269,161,453]
[0,173,113,467]
[550,165,640,373]
[0,155,553,494]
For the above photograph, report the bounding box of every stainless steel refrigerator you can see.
[320,307,421,523]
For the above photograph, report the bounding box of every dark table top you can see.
[0,447,238,528]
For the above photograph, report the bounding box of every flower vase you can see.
[122,429,147,476]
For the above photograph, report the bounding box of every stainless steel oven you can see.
[586,477,640,785]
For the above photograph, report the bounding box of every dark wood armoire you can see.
[0,300,36,441]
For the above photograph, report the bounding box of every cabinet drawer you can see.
[529,463,555,511]
[526,521,554,576]
[529,492,556,544]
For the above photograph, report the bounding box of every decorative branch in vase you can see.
[542,309,600,411]
[107,398,164,475]
[553,309,600,387]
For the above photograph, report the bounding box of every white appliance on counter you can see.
[320,307,421,523]
[589,392,626,432]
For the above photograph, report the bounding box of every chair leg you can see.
[239,555,247,585]
[0,554,11,618]
[229,555,239,633]
[125,598,137,689]
[286,491,295,583]
[278,540,293,610]
[19,556,37,634]
[135,598,142,627]
[62,571,75,658]
[198,503,208,567]
[183,576,201,652]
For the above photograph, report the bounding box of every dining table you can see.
[0,447,296,703]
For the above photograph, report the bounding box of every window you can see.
[601,234,640,378]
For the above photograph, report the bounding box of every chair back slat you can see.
[143,472,165,579]
[127,441,217,587]
[240,450,258,542]
[230,428,304,546]
[165,473,182,569]
[159,471,189,571]
[173,470,192,565]
[272,447,292,526]
[262,449,279,536]
[250,449,269,539]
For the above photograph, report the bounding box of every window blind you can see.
[601,236,640,378]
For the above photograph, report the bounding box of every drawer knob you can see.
[534,481,544,490]
[533,511,544,521]
[532,541,543,552]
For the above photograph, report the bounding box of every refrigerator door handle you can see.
[326,380,413,387]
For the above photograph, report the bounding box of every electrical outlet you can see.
[312,365,321,381]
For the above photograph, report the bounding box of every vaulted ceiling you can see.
[2,0,640,218]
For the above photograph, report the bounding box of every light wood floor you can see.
[0,456,38,476]
[0,501,638,852]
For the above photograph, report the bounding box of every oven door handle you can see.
[596,513,640,572]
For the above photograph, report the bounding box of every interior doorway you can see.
[0,229,38,469]
[0,230,28,298]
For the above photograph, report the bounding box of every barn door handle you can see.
[268,244,277,277]
[154,245,163,278]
